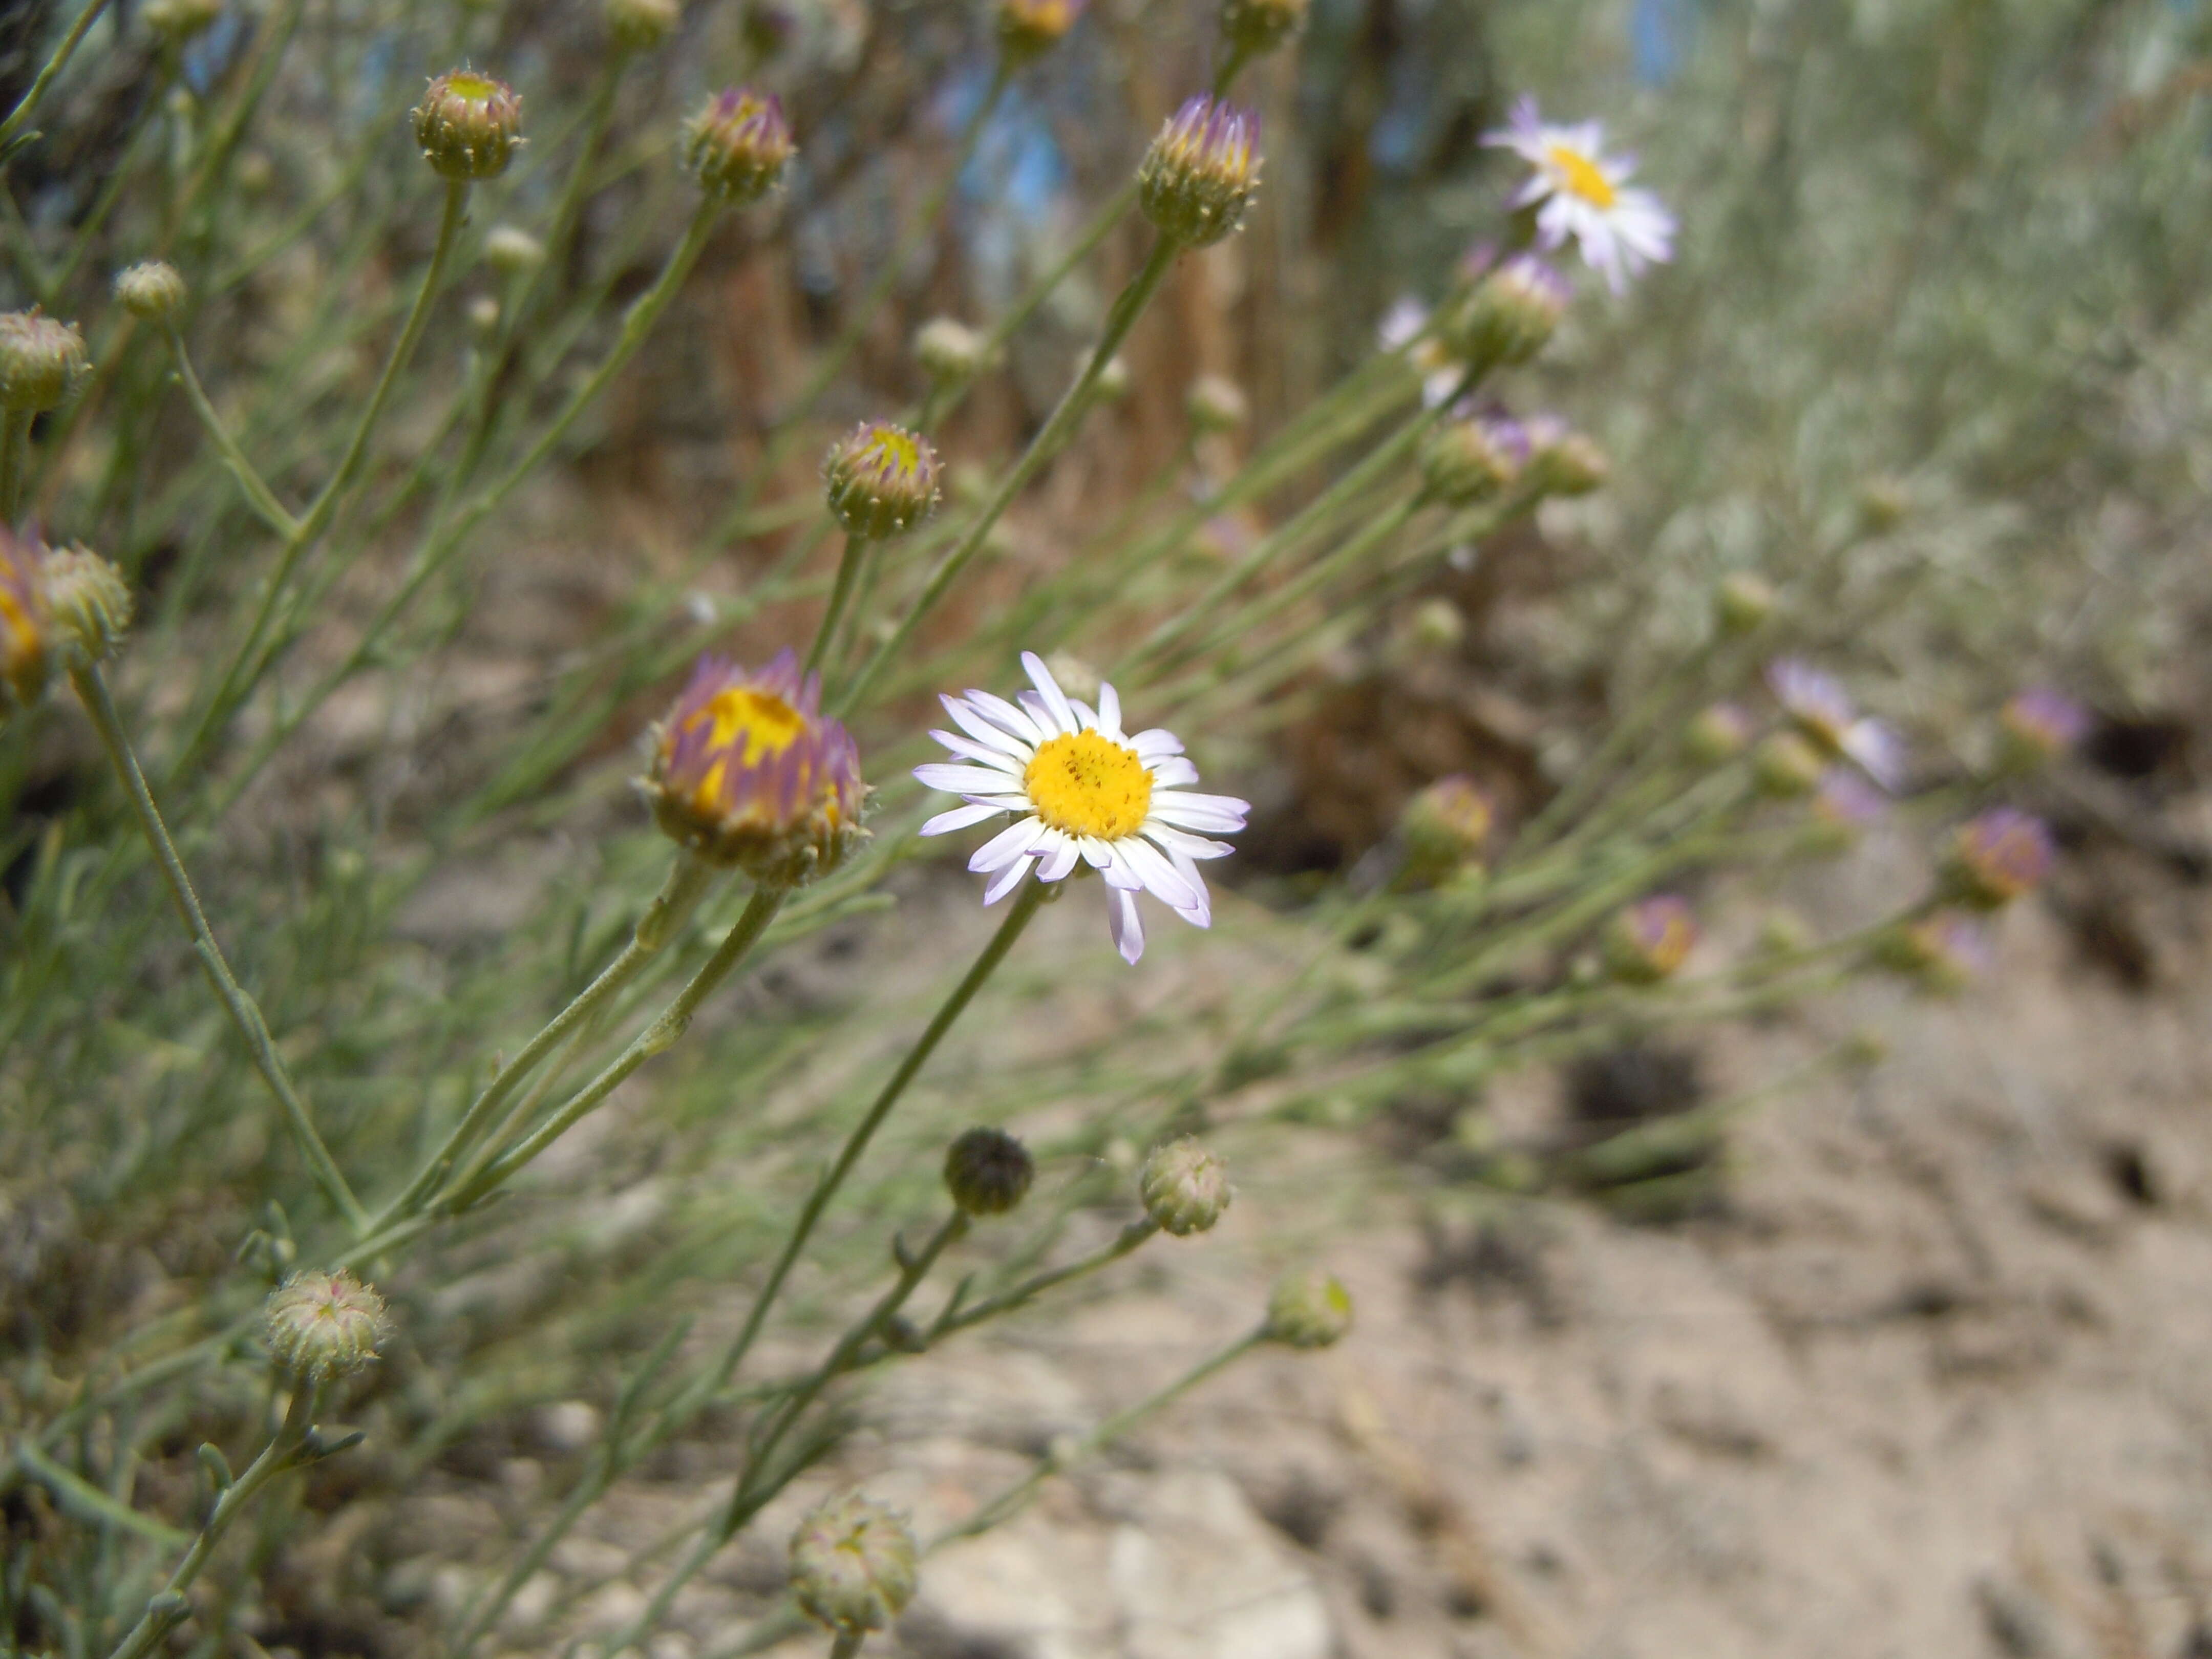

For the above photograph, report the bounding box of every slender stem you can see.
[163,324,301,537]
[828,1633,864,1659]
[102,1381,318,1659]
[0,409,30,524]
[0,0,113,154]
[69,662,369,1233]
[835,237,1182,717]
[804,534,870,677]
[12,1442,190,1550]
[442,880,790,1209]
[375,853,715,1227]
[923,1218,1156,1343]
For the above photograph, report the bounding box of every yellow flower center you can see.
[1546,143,1616,208]
[1024,730,1153,840]
[445,72,501,103]
[686,688,806,812]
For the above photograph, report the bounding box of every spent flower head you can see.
[1484,97,1675,294]
[1604,895,1698,983]
[413,70,524,181]
[944,1127,1035,1217]
[263,1270,390,1382]
[0,310,87,412]
[822,421,942,541]
[684,88,795,205]
[1140,1138,1232,1236]
[42,546,132,665]
[1945,808,2054,908]
[0,529,52,712]
[1138,96,1261,248]
[644,651,866,884]
[917,652,1250,964]
[790,1492,918,1634]
[114,261,187,323]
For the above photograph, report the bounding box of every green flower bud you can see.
[1752,731,1825,798]
[1682,701,1754,766]
[1265,1265,1352,1349]
[823,421,942,541]
[943,1127,1035,1217]
[606,0,680,50]
[1093,353,1132,402]
[1440,253,1570,368]
[413,70,524,182]
[1219,0,1308,60]
[113,261,187,323]
[0,311,87,412]
[482,224,545,275]
[683,87,794,206]
[142,0,222,41]
[790,1491,918,1634]
[913,316,989,387]
[1139,1137,1231,1237]
[42,546,132,664]
[1399,775,1491,887]
[1713,571,1774,636]
[1602,895,1697,984]
[263,1270,390,1382]
[1186,373,1248,435]
[1419,412,1527,508]
[1138,96,1261,248]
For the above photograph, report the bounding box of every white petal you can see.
[1117,835,1202,912]
[942,695,1034,759]
[1131,729,1185,760]
[1144,822,1235,860]
[1079,838,1116,871]
[921,802,1006,837]
[1037,835,1081,882]
[1167,846,1213,923]
[916,761,1023,795]
[984,855,1033,906]
[1147,790,1251,832]
[962,688,1047,744]
[1022,651,1079,734]
[1108,887,1145,964]
[1095,682,1122,738]
[970,816,1046,874]
[1097,842,1145,891]
[1148,756,1200,789]
[930,729,1029,772]
[1068,698,1099,731]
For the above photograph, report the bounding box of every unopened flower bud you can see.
[1186,373,1248,435]
[1441,253,1570,367]
[823,421,942,541]
[1805,767,1886,852]
[683,87,794,206]
[1523,415,1606,497]
[1219,0,1308,59]
[1419,412,1527,507]
[1407,597,1465,653]
[1753,730,1825,797]
[606,0,680,50]
[0,530,52,711]
[263,1270,390,1382]
[1093,353,1132,402]
[1400,775,1492,886]
[1265,1265,1352,1348]
[1944,808,2053,909]
[644,651,868,883]
[482,224,545,275]
[1603,895,1698,984]
[1857,475,1909,534]
[944,1127,1034,1217]
[42,546,132,664]
[465,294,501,333]
[114,261,186,323]
[0,311,87,412]
[998,0,1085,62]
[413,70,524,182]
[1877,908,1990,994]
[913,316,988,386]
[790,1491,918,1634]
[1756,907,1813,956]
[1139,1137,1231,1236]
[142,0,221,41]
[1714,572,1774,635]
[1997,687,2088,770]
[1138,96,1261,248]
[1682,701,1754,766]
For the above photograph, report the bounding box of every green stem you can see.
[835,237,1183,717]
[376,853,715,1227]
[69,662,369,1233]
[441,879,790,1209]
[102,1381,318,1659]
[12,1442,189,1551]
[804,534,871,677]
[163,324,301,537]
[0,409,30,524]
[0,0,113,155]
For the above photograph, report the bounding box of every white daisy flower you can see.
[1483,97,1675,294]
[914,651,1250,964]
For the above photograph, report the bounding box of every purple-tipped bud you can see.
[1442,253,1571,368]
[1265,1266,1352,1348]
[1400,775,1493,886]
[0,310,86,412]
[790,1492,917,1634]
[1998,688,2089,769]
[822,421,941,541]
[1419,411,1527,507]
[643,651,868,884]
[1878,908,1991,994]
[413,70,523,181]
[0,529,52,712]
[1945,808,2054,908]
[1523,414,1607,497]
[1140,1138,1231,1236]
[1138,96,1261,247]
[1220,0,1308,58]
[944,1127,1035,1217]
[1604,895,1698,984]
[1682,701,1755,766]
[1806,767,1887,852]
[683,88,794,206]
[999,0,1086,60]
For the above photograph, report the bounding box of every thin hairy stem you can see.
[0,0,114,155]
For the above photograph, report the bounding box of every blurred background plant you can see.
[0,0,2185,1651]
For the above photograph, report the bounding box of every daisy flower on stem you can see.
[916,652,1249,964]
[1766,658,1905,792]
[1483,97,1674,294]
